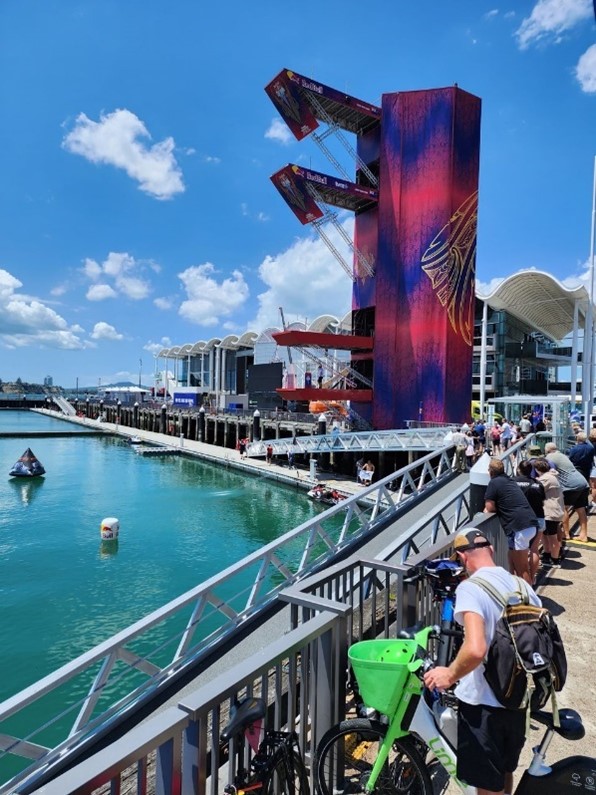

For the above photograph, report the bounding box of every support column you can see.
[479,300,488,420]
[198,406,206,443]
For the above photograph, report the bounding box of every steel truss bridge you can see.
[246,426,459,457]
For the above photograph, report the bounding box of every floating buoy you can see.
[100,517,120,541]
[9,448,46,478]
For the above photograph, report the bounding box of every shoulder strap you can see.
[469,576,508,608]
[512,576,530,605]
[469,575,530,607]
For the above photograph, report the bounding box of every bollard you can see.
[198,405,206,443]
[252,409,261,443]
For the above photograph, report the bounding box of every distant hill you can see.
[0,381,60,395]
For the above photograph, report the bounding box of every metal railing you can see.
[0,447,457,790]
[22,514,507,795]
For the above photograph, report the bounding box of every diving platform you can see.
[276,387,373,402]
[272,330,373,350]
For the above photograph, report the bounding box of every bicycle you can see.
[221,695,310,795]
[314,623,590,794]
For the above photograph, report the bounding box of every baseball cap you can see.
[450,528,492,560]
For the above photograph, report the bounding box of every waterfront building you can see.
[155,269,592,427]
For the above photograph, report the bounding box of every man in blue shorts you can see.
[424,528,541,795]
[483,458,538,583]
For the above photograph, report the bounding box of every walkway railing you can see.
[21,512,508,795]
[0,446,458,791]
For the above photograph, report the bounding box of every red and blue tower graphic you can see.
[265,69,481,429]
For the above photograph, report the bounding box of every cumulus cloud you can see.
[82,251,152,301]
[576,43,596,92]
[62,109,185,200]
[265,118,294,145]
[144,336,172,355]
[246,219,354,331]
[0,268,86,349]
[485,9,499,19]
[87,284,117,301]
[91,321,124,341]
[178,263,249,326]
[475,276,506,296]
[515,0,592,49]
[154,297,174,310]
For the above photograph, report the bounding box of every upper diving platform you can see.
[265,68,381,139]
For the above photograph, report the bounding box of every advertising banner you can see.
[270,165,324,225]
[265,70,319,141]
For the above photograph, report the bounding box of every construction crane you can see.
[278,307,293,364]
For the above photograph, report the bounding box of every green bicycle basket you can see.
[348,639,418,716]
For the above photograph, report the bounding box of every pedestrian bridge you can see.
[247,426,458,456]
[0,439,538,795]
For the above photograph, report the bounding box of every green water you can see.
[0,414,322,702]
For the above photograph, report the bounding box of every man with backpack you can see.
[423,528,543,795]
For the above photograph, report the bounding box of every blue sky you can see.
[1,0,595,388]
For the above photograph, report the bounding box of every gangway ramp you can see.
[51,395,76,416]
[247,426,458,456]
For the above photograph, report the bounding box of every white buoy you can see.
[100,517,120,541]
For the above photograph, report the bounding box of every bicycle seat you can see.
[221,697,267,742]
[531,708,585,741]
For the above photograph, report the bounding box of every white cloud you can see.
[257,212,270,222]
[576,44,596,92]
[0,268,86,349]
[485,9,499,19]
[116,275,150,300]
[475,276,505,295]
[178,263,249,326]
[247,220,354,331]
[50,283,68,297]
[154,297,174,310]
[91,321,124,341]
[515,0,592,49]
[264,118,293,145]
[86,284,117,301]
[204,155,221,164]
[144,336,172,355]
[82,251,152,301]
[62,109,185,200]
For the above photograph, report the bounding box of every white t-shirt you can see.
[453,566,541,708]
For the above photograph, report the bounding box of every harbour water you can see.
[0,411,322,702]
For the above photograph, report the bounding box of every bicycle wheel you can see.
[314,719,432,795]
[265,750,310,795]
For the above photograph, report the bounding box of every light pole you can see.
[138,358,142,390]
[587,156,596,425]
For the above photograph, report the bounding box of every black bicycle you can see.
[221,696,310,795]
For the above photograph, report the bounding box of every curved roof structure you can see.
[477,270,590,342]
[154,271,589,364]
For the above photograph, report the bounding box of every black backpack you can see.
[471,576,567,717]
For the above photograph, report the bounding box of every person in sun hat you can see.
[424,527,541,795]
